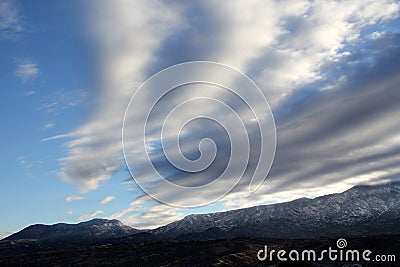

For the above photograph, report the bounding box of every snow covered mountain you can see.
[152,182,400,239]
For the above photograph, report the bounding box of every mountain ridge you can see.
[2,182,399,252]
[4,218,141,242]
[151,181,400,239]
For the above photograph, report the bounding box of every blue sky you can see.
[1,0,400,238]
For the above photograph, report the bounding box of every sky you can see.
[1,0,400,238]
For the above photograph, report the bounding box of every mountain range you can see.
[152,182,400,239]
[1,182,399,255]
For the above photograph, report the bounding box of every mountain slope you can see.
[152,182,400,239]
[5,218,140,242]
[0,218,142,255]
[0,219,141,254]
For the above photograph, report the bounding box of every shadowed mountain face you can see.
[5,219,140,241]
[1,182,399,256]
[0,219,142,255]
[151,182,400,239]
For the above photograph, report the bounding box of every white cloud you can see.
[22,90,35,96]
[65,195,86,202]
[66,210,73,215]
[122,204,183,229]
[0,0,23,38]
[255,0,400,107]
[109,195,150,219]
[57,0,183,191]
[100,195,115,205]
[42,123,55,130]
[78,210,104,221]
[41,133,72,142]
[110,207,134,219]
[15,63,39,82]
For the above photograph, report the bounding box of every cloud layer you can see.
[55,0,400,227]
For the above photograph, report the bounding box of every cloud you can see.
[39,89,89,114]
[42,123,55,130]
[122,203,182,229]
[56,0,400,226]
[22,90,35,96]
[16,156,33,169]
[126,1,400,206]
[65,195,86,202]
[57,0,183,191]
[100,195,115,205]
[0,0,23,39]
[253,0,400,107]
[109,195,150,220]
[66,211,73,215]
[15,63,39,82]
[260,34,400,195]
[16,156,27,165]
[78,210,104,221]
[41,133,72,142]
